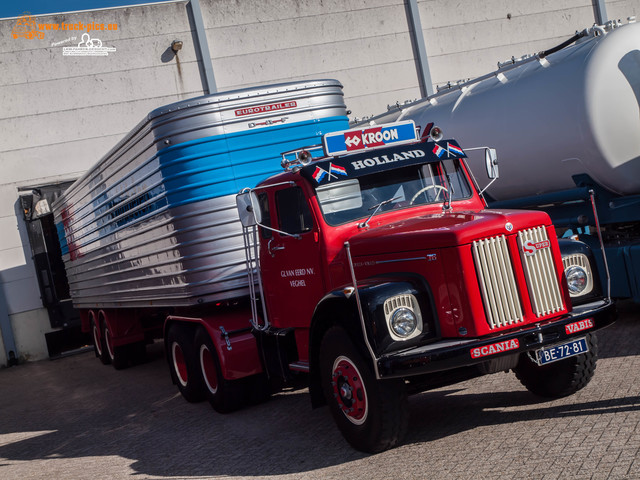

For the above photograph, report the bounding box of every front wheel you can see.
[513,333,598,398]
[319,327,408,453]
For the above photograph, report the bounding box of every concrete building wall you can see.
[1,0,639,366]
[0,0,203,365]
[200,0,422,121]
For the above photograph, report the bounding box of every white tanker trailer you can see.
[363,19,640,302]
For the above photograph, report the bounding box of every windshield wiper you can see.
[442,170,453,212]
[359,196,400,229]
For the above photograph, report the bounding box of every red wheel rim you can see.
[331,356,368,425]
[172,342,188,387]
[200,345,219,394]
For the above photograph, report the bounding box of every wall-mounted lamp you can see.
[171,40,183,52]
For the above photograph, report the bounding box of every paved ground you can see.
[1,301,639,480]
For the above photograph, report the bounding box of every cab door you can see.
[258,184,325,330]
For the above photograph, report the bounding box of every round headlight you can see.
[391,308,418,337]
[566,265,588,295]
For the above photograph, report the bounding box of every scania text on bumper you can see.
[377,299,615,378]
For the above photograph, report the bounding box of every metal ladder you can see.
[241,223,269,330]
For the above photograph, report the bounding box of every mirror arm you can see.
[478,177,498,196]
[253,220,301,240]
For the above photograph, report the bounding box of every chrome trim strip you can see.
[375,257,427,264]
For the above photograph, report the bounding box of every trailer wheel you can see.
[319,326,408,453]
[195,328,243,413]
[513,333,598,398]
[92,318,110,365]
[103,322,129,370]
[90,316,104,360]
[167,325,205,403]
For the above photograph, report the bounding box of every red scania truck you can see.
[53,81,615,453]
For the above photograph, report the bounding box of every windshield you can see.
[316,159,472,226]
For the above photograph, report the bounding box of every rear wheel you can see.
[319,326,408,453]
[103,321,129,370]
[91,316,102,359]
[195,328,244,413]
[93,317,110,365]
[513,333,598,398]
[167,325,205,403]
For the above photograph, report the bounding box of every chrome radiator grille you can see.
[518,226,565,317]
[472,235,524,329]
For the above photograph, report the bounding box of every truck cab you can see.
[237,121,615,452]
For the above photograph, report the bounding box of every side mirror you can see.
[236,191,261,227]
[485,148,499,179]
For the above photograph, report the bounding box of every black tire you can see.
[513,333,598,398]
[319,326,408,453]
[91,318,102,358]
[103,321,129,370]
[194,328,244,413]
[167,325,205,403]
[92,319,110,365]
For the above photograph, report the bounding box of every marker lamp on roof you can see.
[429,126,443,141]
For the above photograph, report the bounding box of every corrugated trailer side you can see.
[52,80,349,309]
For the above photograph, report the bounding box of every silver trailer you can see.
[52,80,349,309]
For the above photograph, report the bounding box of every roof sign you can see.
[301,139,466,186]
[322,120,418,156]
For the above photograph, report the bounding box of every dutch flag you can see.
[447,143,465,156]
[432,144,445,158]
[330,164,348,176]
[313,167,327,183]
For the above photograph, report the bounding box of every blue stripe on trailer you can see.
[55,116,349,252]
